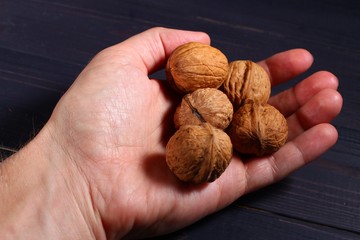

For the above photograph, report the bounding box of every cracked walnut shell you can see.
[166,42,229,94]
[222,60,271,110]
[228,101,288,157]
[166,123,233,184]
[174,88,233,130]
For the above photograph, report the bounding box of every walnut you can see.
[222,60,271,110]
[228,101,288,157]
[166,123,233,184]
[174,88,233,130]
[166,42,229,94]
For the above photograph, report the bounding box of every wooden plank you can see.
[0,0,153,64]
[238,164,360,233]
[0,47,82,151]
[155,204,360,240]
[0,47,81,92]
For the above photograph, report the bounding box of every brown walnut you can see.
[222,60,271,110]
[166,42,229,94]
[166,123,233,184]
[174,88,233,130]
[228,101,288,157]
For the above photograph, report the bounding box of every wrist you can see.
[0,123,105,239]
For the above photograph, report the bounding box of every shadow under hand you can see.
[142,153,209,193]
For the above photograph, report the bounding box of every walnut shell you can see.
[222,60,271,110]
[174,88,233,130]
[166,42,229,94]
[166,123,233,184]
[228,101,288,156]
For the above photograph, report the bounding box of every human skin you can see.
[0,27,342,239]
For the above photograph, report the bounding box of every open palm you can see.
[47,27,342,239]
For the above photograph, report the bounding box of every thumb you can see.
[98,27,211,75]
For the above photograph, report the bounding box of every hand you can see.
[0,27,342,239]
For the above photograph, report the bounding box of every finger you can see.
[269,71,339,117]
[258,49,314,86]
[101,27,210,75]
[287,88,343,140]
[243,123,338,194]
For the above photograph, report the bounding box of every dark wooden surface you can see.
[1,0,359,239]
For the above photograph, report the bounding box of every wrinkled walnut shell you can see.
[166,123,233,184]
[174,88,233,130]
[228,101,288,156]
[222,60,271,110]
[166,42,229,94]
